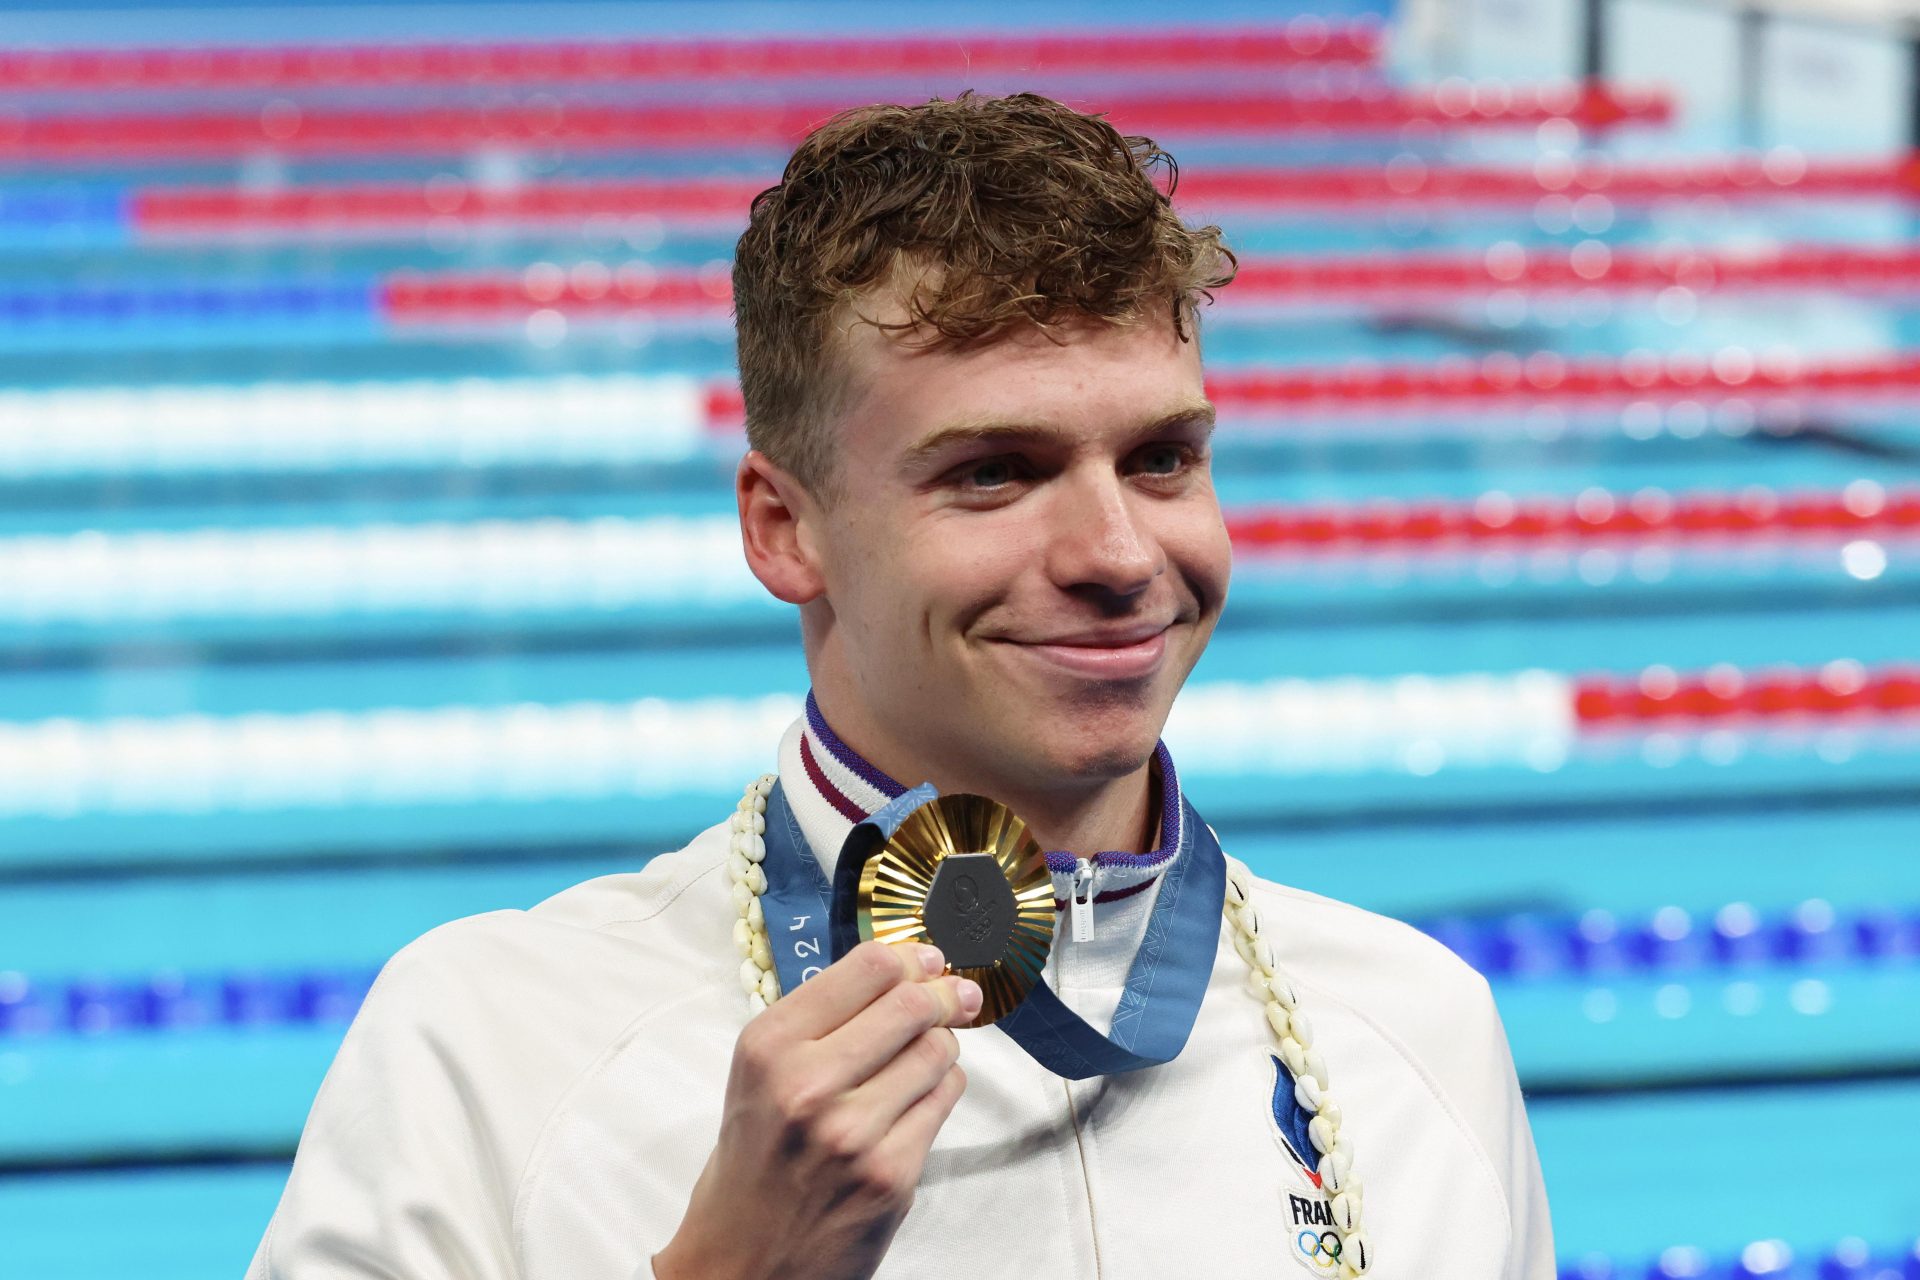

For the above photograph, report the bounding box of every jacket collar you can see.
[776,691,1183,908]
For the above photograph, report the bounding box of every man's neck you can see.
[807,691,1159,856]
[989,767,1158,858]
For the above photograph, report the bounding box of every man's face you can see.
[802,305,1231,795]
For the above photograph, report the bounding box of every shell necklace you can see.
[723,773,1373,1277]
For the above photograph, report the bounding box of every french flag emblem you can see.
[1267,1052,1323,1188]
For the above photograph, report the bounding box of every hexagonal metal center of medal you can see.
[921,852,1018,970]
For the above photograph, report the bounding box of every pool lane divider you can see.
[13,246,1920,343]
[0,278,375,338]
[0,20,1385,92]
[2,895,1911,1040]
[715,349,1920,423]
[0,83,1670,162]
[1226,482,1920,551]
[110,153,1920,242]
[1198,349,1920,416]
[1185,151,1920,209]
[0,664,1916,821]
[377,245,1920,325]
[1573,664,1920,726]
[379,262,731,319]
[130,175,768,237]
[1,484,1914,624]
[0,374,709,477]
[7,353,1920,480]
[0,966,378,1039]
[1228,243,1920,300]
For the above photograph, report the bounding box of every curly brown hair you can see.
[731,91,1237,493]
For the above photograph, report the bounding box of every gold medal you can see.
[850,793,1055,1027]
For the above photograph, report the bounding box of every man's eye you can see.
[1135,445,1191,476]
[959,458,1018,489]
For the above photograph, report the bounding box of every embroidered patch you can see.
[1265,1051,1321,1189]
[1265,1052,1342,1276]
[1283,1190,1346,1278]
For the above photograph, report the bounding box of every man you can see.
[250,93,1552,1279]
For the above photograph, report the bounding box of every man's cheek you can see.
[1170,532,1232,605]
[1197,518,1235,599]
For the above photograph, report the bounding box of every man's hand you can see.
[652,940,982,1280]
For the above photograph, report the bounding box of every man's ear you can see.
[737,450,828,605]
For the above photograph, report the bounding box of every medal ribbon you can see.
[756,776,1225,1080]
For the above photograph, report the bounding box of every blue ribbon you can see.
[757,779,1225,1080]
[756,783,840,992]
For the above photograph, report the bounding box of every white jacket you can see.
[250,718,1553,1279]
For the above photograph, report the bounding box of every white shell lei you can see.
[727,774,780,1012]
[728,775,1372,1277]
[1224,854,1371,1276]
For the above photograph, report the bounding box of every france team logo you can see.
[1266,1050,1322,1188]
[1266,1052,1343,1277]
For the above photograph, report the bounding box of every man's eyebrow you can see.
[899,421,1073,470]
[1162,402,1218,439]
[900,402,1217,470]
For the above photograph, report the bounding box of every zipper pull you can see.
[1070,858,1097,943]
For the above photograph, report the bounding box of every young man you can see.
[250,94,1553,1279]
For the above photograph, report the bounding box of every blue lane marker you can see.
[0,184,130,248]
[1421,902,1920,981]
[1557,1236,1920,1279]
[1,903,1911,1041]
[0,966,379,1039]
[0,277,378,349]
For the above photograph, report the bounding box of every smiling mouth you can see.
[1000,625,1173,680]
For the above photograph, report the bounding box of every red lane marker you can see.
[1182,154,1920,208]
[383,242,1920,326]
[1200,351,1920,413]
[0,84,1670,162]
[380,264,732,318]
[395,239,1897,322]
[0,22,1383,91]
[135,177,769,231]
[1225,486,1920,551]
[705,383,746,430]
[138,149,1910,238]
[1227,244,1920,300]
[700,352,1920,430]
[1573,663,1920,725]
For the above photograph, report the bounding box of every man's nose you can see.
[1046,471,1162,598]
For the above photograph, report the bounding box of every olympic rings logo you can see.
[1297,1230,1343,1263]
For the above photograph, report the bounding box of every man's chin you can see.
[1005,703,1168,784]
[1054,740,1161,784]
[965,648,1181,780]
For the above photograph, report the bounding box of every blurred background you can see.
[0,0,1916,1275]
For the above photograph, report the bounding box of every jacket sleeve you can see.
[247,925,522,1279]
[1481,983,1556,1280]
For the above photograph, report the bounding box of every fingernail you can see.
[918,945,946,977]
[956,979,983,1017]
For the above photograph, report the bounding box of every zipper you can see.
[1070,857,1099,943]
[1062,1079,1106,1280]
